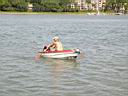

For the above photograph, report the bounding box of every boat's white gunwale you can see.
[41,52,79,59]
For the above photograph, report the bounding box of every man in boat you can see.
[43,36,63,52]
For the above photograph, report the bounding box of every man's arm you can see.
[44,42,55,52]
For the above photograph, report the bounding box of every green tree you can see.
[0,0,14,11]
[106,0,128,13]
[0,0,9,6]
[30,0,41,4]
[7,0,28,11]
[16,1,28,11]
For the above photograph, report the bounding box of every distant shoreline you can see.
[0,11,126,16]
[0,11,88,15]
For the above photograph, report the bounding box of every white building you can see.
[91,0,106,10]
[75,0,86,10]
[28,3,33,11]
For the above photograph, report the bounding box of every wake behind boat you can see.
[39,49,80,59]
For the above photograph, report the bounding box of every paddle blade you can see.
[35,53,42,61]
[77,50,86,61]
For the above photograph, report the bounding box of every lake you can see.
[0,14,128,96]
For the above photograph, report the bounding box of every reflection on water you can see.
[41,58,80,70]
[40,58,80,96]
[0,15,128,96]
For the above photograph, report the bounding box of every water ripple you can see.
[0,15,128,96]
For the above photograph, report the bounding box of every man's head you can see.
[53,36,60,42]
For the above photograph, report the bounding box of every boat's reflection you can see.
[41,58,80,95]
[41,58,80,69]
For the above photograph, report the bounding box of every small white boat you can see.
[40,49,80,59]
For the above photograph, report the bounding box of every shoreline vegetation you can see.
[0,11,127,15]
[0,0,128,15]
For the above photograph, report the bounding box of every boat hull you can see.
[40,49,80,59]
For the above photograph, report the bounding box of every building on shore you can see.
[28,3,33,11]
[74,0,86,10]
[27,0,107,12]
[91,0,106,10]
[71,0,106,11]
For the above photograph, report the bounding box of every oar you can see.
[34,31,51,61]
[34,52,43,61]
[77,50,86,61]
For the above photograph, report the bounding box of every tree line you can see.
[0,0,28,11]
[0,0,78,12]
[0,0,128,13]
[105,0,128,13]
